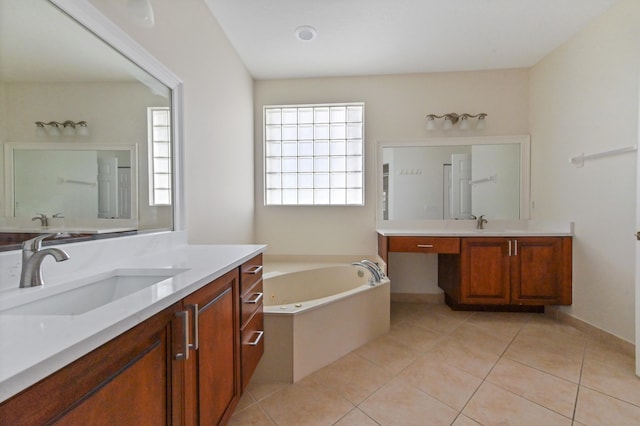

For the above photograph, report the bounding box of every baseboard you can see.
[545,306,634,357]
[390,292,444,304]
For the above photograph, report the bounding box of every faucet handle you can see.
[22,233,61,252]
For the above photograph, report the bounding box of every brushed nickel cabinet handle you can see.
[175,310,189,360]
[417,244,434,248]
[508,240,512,256]
[514,240,518,256]
[245,292,263,304]
[246,265,263,275]
[246,330,264,346]
[186,304,199,351]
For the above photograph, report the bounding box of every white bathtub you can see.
[252,263,390,383]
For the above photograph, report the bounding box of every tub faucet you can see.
[352,261,383,284]
[476,215,488,230]
[360,260,385,279]
[19,234,70,288]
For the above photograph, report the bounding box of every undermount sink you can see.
[1,268,189,316]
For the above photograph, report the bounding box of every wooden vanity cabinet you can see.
[183,268,240,426]
[239,254,265,391]
[0,256,265,426]
[0,302,184,425]
[448,236,572,308]
[380,233,572,310]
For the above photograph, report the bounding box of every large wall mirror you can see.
[377,135,530,223]
[0,0,183,249]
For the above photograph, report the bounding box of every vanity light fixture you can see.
[35,121,89,137]
[425,113,487,131]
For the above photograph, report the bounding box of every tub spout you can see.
[352,261,382,285]
[360,260,385,279]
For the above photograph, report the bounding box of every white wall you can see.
[254,70,530,258]
[530,0,640,343]
[90,0,255,244]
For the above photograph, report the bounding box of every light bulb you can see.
[459,116,469,130]
[426,117,435,131]
[476,116,486,130]
[76,122,89,137]
[442,117,453,130]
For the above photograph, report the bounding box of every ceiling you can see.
[203,0,621,80]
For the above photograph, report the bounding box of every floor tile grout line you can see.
[570,338,588,422]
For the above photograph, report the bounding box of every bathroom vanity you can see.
[378,223,572,311]
[0,242,265,425]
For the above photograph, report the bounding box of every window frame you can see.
[263,102,365,206]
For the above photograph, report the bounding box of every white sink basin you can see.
[1,268,189,316]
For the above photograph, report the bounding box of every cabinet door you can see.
[183,269,240,426]
[0,303,183,425]
[511,237,570,305]
[460,238,511,304]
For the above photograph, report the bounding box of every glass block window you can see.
[264,103,364,205]
[148,107,172,206]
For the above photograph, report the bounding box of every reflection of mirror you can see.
[0,0,179,248]
[5,143,138,226]
[378,136,530,222]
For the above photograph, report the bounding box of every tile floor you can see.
[230,303,640,425]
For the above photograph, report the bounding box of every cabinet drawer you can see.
[389,236,460,254]
[241,310,264,390]
[240,253,263,295]
[241,279,263,327]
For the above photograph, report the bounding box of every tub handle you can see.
[246,330,264,346]
[245,292,263,304]
[246,265,263,275]
[417,244,434,248]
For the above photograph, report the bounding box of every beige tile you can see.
[307,352,392,405]
[334,408,380,426]
[425,335,501,378]
[574,386,640,426]
[398,355,482,410]
[464,311,533,339]
[390,302,429,324]
[503,335,584,383]
[246,381,289,401]
[463,382,572,426]
[451,415,482,426]
[387,320,444,352]
[228,405,276,426]
[584,339,635,368]
[260,379,353,426]
[359,378,458,426]
[448,322,513,356]
[235,390,257,412]
[519,317,588,350]
[487,358,578,418]
[409,305,472,335]
[355,335,421,373]
[581,349,640,407]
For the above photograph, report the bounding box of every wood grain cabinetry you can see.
[183,269,240,425]
[0,256,265,425]
[0,302,183,425]
[379,233,572,310]
[239,254,265,391]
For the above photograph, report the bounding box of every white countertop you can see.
[377,220,574,237]
[0,243,266,402]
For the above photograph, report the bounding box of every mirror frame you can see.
[376,135,531,224]
[4,142,139,220]
[0,0,186,245]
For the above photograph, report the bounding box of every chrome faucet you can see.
[360,259,385,279]
[19,234,70,288]
[31,213,49,227]
[352,261,383,285]
[476,215,488,230]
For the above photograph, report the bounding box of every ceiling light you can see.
[127,0,155,29]
[295,26,317,42]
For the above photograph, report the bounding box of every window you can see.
[264,103,364,205]
[148,107,172,206]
